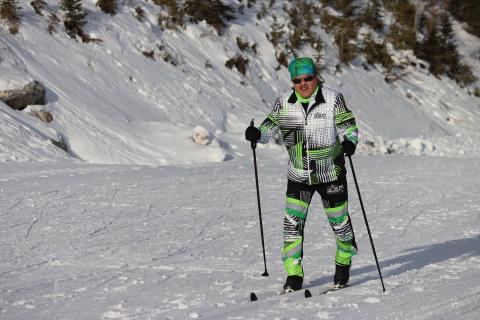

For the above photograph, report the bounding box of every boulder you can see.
[0,81,46,110]
[192,126,212,145]
[24,105,53,123]
[30,110,53,123]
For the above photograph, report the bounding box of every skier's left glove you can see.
[342,140,356,156]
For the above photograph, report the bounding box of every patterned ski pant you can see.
[282,175,357,277]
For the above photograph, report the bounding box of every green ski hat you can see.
[288,57,316,79]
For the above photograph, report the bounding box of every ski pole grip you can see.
[250,119,256,150]
[342,135,351,159]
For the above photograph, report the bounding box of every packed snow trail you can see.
[0,156,479,319]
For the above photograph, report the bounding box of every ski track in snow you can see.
[0,156,479,319]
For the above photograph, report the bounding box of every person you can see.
[245,57,359,292]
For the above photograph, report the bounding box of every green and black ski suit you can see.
[258,85,359,277]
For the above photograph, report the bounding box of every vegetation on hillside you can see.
[1,0,478,92]
[0,0,21,34]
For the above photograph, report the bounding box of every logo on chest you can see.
[313,113,327,119]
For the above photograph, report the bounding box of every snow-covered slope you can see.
[1,1,479,164]
[0,101,72,162]
[1,157,479,319]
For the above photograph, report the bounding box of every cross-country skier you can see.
[245,57,359,293]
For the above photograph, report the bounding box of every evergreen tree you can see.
[320,1,359,65]
[335,23,358,64]
[134,6,145,22]
[387,0,416,50]
[416,11,428,37]
[332,0,357,18]
[415,19,444,76]
[438,12,476,86]
[247,0,256,8]
[286,1,314,53]
[414,11,476,86]
[439,13,458,73]
[268,15,285,48]
[363,34,393,71]
[447,0,480,38]
[183,0,235,33]
[97,0,116,15]
[30,0,46,16]
[362,0,383,33]
[0,0,21,34]
[60,0,87,39]
[267,15,290,67]
[47,12,59,34]
[155,0,184,29]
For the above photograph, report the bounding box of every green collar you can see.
[295,86,319,104]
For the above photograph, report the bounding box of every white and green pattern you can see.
[259,85,358,185]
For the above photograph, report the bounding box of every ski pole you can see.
[249,119,268,277]
[347,154,385,292]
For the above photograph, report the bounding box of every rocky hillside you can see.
[0,0,479,164]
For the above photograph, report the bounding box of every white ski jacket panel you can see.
[259,86,358,185]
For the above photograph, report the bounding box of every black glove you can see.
[245,126,261,142]
[342,140,356,156]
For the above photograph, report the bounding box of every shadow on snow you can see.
[308,235,480,289]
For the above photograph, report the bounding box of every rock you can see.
[0,81,46,110]
[30,110,53,123]
[24,105,53,123]
[192,126,212,145]
[50,138,68,153]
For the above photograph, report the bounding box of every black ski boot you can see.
[333,263,351,288]
[283,275,303,293]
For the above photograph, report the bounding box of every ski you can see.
[303,284,348,298]
[250,284,348,301]
[249,288,304,301]
[319,284,349,295]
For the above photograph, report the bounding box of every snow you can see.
[0,101,72,162]
[1,156,479,319]
[1,1,480,164]
[1,1,480,319]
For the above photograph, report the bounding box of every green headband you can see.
[288,57,316,79]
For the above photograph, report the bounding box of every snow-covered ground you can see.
[1,155,479,319]
[1,1,480,319]
[1,1,480,165]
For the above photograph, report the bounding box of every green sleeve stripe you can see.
[344,125,358,135]
[259,119,277,131]
[334,165,343,177]
[335,112,355,124]
[307,142,342,159]
[267,114,279,125]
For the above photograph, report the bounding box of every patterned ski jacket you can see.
[258,85,358,185]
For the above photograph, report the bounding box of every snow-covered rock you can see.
[0,81,46,110]
[191,125,212,145]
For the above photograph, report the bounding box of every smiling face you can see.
[293,74,318,99]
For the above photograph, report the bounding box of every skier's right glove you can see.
[245,126,261,142]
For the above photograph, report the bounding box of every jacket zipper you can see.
[303,104,311,185]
